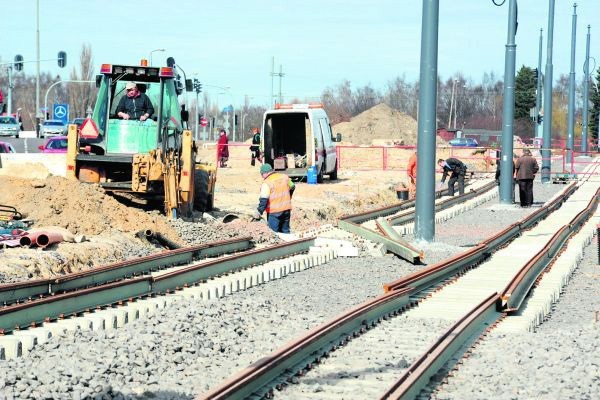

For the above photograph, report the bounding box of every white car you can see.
[40,120,67,138]
[0,116,19,137]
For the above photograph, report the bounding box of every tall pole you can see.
[566,3,577,165]
[195,91,199,141]
[414,0,439,242]
[448,79,456,128]
[278,64,283,104]
[270,56,275,107]
[7,66,13,116]
[35,0,41,136]
[453,83,459,130]
[541,0,555,183]
[582,25,591,154]
[535,29,543,139]
[499,0,518,205]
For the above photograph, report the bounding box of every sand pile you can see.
[333,103,418,146]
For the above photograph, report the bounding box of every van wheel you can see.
[329,161,338,181]
[317,165,324,183]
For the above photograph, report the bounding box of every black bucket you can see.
[396,189,409,200]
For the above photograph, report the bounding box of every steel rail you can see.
[379,293,501,400]
[198,180,584,399]
[0,238,314,334]
[383,182,578,293]
[0,237,252,306]
[152,238,314,293]
[52,237,253,293]
[500,187,600,311]
[387,181,497,226]
[337,182,497,264]
[200,287,415,400]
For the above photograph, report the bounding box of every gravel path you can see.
[429,236,600,400]
[0,182,567,399]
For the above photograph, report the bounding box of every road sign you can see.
[222,105,233,113]
[200,117,208,127]
[53,103,69,124]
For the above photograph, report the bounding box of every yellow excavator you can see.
[66,60,215,219]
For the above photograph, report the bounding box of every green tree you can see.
[514,65,536,119]
[589,68,600,144]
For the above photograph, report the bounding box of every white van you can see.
[261,103,340,182]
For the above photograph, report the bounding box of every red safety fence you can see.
[199,141,600,176]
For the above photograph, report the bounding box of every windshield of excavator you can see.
[91,76,182,154]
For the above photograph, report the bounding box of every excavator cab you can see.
[67,61,216,219]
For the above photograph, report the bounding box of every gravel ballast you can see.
[0,181,576,399]
[430,236,600,400]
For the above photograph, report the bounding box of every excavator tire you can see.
[193,167,212,212]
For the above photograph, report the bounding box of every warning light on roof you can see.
[100,64,112,74]
[140,59,148,67]
[159,67,174,77]
[275,103,324,110]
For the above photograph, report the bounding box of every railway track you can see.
[201,161,599,399]
[0,236,332,358]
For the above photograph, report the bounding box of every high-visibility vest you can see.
[265,173,292,213]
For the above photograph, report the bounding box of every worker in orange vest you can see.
[407,151,417,199]
[252,163,295,233]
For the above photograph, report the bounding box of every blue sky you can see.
[2,0,599,107]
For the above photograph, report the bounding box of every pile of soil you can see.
[0,176,180,240]
[333,103,418,146]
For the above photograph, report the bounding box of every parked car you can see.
[40,120,67,138]
[448,137,479,147]
[0,116,19,137]
[0,141,16,153]
[38,136,68,153]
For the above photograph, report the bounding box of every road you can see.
[0,137,45,153]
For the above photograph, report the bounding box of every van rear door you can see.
[318,118,336,173]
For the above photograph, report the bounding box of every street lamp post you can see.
[149,49,165,66]
[448,79,457,128]
[44,80,94,121]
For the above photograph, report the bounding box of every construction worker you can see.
[514,148,539,207]
[407,151,417,199]
[437,157,467,196]
[250,128,261,166]
[252,163,295,233]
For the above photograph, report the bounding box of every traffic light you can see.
[533,68,538,81]
[234,114,238,125]
[185,79,193,92]
[14,55,24,71]
[57,51,67,68]
[193,79,202,94]
[537,114,543,124]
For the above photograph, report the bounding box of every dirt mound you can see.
[0,176,180,240]
[333,103,418,146]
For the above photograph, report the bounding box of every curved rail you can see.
[200,178,592,399]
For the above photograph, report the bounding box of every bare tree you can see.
[68,43,97,118]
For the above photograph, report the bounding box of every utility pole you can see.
[6,65,13,116]
[35,0,41,136]
[541,0,555,183]
[581,25,591,154]
[270,57,275,108]
[535,29,543,139]
[278,64,285,104]
[414,0,439,242]
[448,79,457,128]
[566,3,577,165]
[499,0,518,205]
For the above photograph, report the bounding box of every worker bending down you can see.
[253,164,295,233]
[438,157,467,196]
